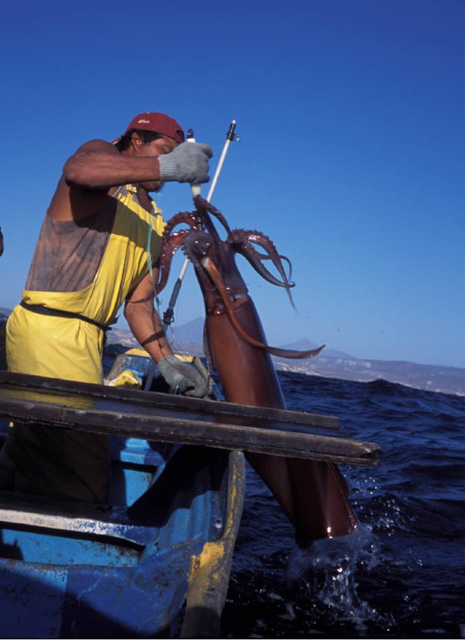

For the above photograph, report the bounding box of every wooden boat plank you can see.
[0,387,380,467]
[0,490,152,545]
[0,371,340,428]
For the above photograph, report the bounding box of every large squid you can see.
[157,196,357,545]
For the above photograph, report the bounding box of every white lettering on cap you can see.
[138,119,151,124]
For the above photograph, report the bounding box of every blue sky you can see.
[1,0,464,367]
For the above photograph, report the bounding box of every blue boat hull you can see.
[0,429,245,638]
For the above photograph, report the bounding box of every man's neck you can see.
[136,185,153,213]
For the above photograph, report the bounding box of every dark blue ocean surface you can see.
[221,372,465,639]
[102,347,464,638]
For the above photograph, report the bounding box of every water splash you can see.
[286,525,393,634]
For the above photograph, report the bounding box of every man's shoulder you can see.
[73,139,118,155]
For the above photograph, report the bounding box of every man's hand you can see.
[158,142,212,184]
[158,355,212,398]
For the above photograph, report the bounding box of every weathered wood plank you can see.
[0,371,339,428]
[0,372,381,466]
[0,490,150,545]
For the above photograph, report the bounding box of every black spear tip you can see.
[227,120,240,142]
[226,120,236,140]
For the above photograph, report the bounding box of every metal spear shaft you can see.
[144,120,239,390]
[162,119,238,330]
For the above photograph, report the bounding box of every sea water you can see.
[104,346,465,639]
[220,372,465,639]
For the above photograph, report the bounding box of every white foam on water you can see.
[286,524,393,634]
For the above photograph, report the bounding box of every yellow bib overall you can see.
[3,186,164,502]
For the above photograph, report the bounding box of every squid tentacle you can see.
[162,211,201,241]
[194,196,232,234]
[236,246,294,285]
[201,256,324,359]
[228,229,294,285]
[159,204,321,358]
[236,245,295,295]
[156,230,191,294]
[235,241,294,286]
[180,232,217,295]
[158,212,209,294]
[237,237,294,282]
[228,229,296,307]
[235,240,293,275]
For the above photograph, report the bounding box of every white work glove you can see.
[158,142,212,184]
[158,356,212,398]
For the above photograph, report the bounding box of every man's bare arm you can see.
[124,270,174,363]
[63,140,162,191]
[48,137,211,222]
[125,267,211,398]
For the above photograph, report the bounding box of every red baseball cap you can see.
[124,112,185,144]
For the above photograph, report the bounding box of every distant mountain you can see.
[278,337,320,351]
[106,318,206,357]
[169,317,204,344]
[106,328,139,349]
[279,338,355,360]
[160,319,465,395]
[272,355,465,396]
[3,309,464,395]
[170,323,354,359]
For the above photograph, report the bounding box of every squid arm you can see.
[162,212,200,239]
[201,257,324,360]
[229,230,296,307]
[194,196,232,234]
[156,231,191,294]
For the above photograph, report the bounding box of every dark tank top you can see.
[24,186,141,293]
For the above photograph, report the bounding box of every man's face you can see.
[136,135,178,192]
[139,136,178,158]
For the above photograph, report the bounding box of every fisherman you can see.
[0,112,212,503]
